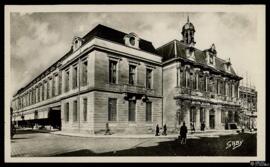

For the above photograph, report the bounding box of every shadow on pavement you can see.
[12,137,29,140]
[54,133,257,156]
[14,129,51,135]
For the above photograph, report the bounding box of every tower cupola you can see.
[181,16,196,46]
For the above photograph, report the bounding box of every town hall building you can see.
[11,17,243,134]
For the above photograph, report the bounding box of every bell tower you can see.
[181,16,196,46]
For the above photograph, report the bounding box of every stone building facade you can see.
[239,86,257,130]
[11,18,243,134]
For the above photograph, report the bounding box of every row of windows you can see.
[13,60,89,110]
[14,59,155,110]
[64,61,88,92]
[13,73,60,110]
[64,98,152,123]
[108,98,152,122]
[185,107,238,125]
[64,98,88,122]
[177,67,238,97]
[109,60,153,89]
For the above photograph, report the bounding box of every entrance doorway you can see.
[48,107,61,130]
[209,109,215,129]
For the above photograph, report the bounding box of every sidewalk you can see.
[51,129,239,139]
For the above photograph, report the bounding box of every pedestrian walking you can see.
[162,124,167,136]
[201,122,205,131]
[104,122,112,135]
[155,124,160,136]
[180,122,188,144]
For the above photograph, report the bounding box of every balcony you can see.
[122,84,151,95]
[175,87,241,105]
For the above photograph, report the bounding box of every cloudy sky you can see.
[10,11,263,96]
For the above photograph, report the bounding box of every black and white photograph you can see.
[4,5,266,163]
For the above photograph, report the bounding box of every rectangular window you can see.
[65,70,70,92]
[229,83,232,97]
[145,102,152,122]
[37,86,40,102]
[52,76,56,97]
[192,73,197,90]
[109,60,117,84]
[73,100,77,122]
[42,84,44,100]
[31,90,34,104]
[65,103,69,122]
[83,98,87,121]
[33,88,36,103]
[199,74,204,91]
[180,69,185,87]
[220,81,224,95]
[146,69,152,89]
[82,61,88,86]
[128,100,136,122]
[217,80,219,94]
[47,80,50,99]
[186,70,190,88]
[73,66,78,89]
[129,65,136,85]
[108,98,117,121]
[59,72,62,95]
[204,76,207,91]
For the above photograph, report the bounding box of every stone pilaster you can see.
[183,100,190,129]
[195,106,200,130]
[215,105,222,130]
[203,103,210,129]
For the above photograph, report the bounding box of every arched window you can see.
[186,69,190,88]
[180,68,185,87]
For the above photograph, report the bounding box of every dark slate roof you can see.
[82,24,157,54]
[157,40,240,79]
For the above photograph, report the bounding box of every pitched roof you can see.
[157,40,240,79]
[82,24,157,54]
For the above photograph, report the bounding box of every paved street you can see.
[11,129,175,157]
[10,129,257,157]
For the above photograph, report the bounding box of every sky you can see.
[10,12,262,96]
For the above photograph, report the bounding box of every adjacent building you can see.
[239,86,257,130]
[11,18,244,134]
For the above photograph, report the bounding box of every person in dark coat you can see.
[201,122,205,131]
[180,122,188,144]
[155,124,160,136]
[104,122,112,135]
[162,124,167,136]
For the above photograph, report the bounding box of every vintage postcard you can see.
[4,5,266,163]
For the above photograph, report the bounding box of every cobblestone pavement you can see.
[10,130,175,157]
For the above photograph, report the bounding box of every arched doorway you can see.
[209,109,215,129]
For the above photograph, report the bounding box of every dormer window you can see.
[225,63,231,72]
[224,58,231,73]
[186,46,195,61]
[129,36,136,46]
[72,36,83,51]
[209,55,214,64]
[206,44,216,66]
[124,33,140,48]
